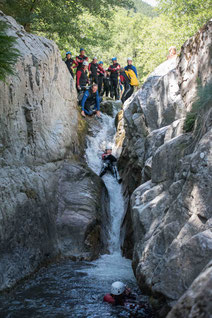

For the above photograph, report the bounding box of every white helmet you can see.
[93,56,98,60]
[83,61,89,66]
[105,144,112,151]
[111,281,126,295]
[127,57,132,61]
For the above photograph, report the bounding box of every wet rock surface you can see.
[116,20,212,316]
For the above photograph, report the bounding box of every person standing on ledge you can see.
[76,48,88,70]
[124,57,138,78]
[89,57,98,84]
[65,51,78,78]
[97,61,105,94]
[76,60,89,92]
[80,83,101,118]
[108,57,120,100]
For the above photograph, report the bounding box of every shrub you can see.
[0,21,20,81]
[183,81,212,132]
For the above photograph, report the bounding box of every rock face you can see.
[167,261,212,318]
[0,12,108,291]
[56,162,109,260]
[117,20,212,314]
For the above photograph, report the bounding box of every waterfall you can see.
[85,103,135,282]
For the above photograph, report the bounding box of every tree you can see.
[157,0,212,37]
[0,0,134,32]
[0,21,20,81]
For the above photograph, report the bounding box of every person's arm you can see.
[98,65,105,74]
[76,70,82,87]
[72,60,78,69]
[96,91,101,117]
[81,90,89,110]
[115,64,120,71]
[88,63,92,72]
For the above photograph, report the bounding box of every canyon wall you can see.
[0,12,108,291]
[117,20,212,316]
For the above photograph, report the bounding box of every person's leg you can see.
[121,84,131,104]
[98,76,103,94]
[113,78,119,100]
[84,103,95,116]
[99,161,110,177]
[110,78,114,99]
[125,85,134,100]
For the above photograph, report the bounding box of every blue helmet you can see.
[98,61,103,64]
[112,57,117,61]
[66,51,71,55]
[80,48,85,52]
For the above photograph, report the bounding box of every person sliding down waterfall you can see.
[99,146,122,183]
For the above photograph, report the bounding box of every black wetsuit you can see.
[108,63,120,100]
[103,76,111,97]
[99,153,122,183]
[120,71,134,104]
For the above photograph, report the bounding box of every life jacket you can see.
[125,69,139,86]
[120,71,130,85]
[84,88,97,106]
[109,63,120,78]
[103,294,115,305]
[89,62,98,77]
[78,69,88,87]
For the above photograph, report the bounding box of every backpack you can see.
[125,69,139,86]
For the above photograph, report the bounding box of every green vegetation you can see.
[0,21,20,81]
[0,0,211,83]
[184,82,212,132]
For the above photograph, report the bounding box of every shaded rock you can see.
[167,261,212,318]
[56,162,109,260]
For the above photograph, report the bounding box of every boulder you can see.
[56,162,109,260]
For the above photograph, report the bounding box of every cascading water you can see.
[84,103,135,280]
[0,103,153,318]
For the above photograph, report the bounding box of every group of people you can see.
[64,48,139,118]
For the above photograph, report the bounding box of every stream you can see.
[0,102,154,318]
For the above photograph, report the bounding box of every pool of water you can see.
[0,255,154,318]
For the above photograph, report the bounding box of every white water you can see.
[85,104,135,284]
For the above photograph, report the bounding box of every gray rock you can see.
[56,162,109,260]
[167,261,212,318]
[115,19,212,313]
[0,12,109,291]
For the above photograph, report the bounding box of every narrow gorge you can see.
[0,10,211,318]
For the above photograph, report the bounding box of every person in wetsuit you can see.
[124,57,138,77]
[76,60,89,92]
[65,51,78,78]
[99,147,122,183]
[103,70,111,97]
[97,61,105,94]
[81,83,101,118]
[104,281,136,306]
[76,48,89,71]
[119,68,134,104]
[108,57,120,100]
[89,57,98,84]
